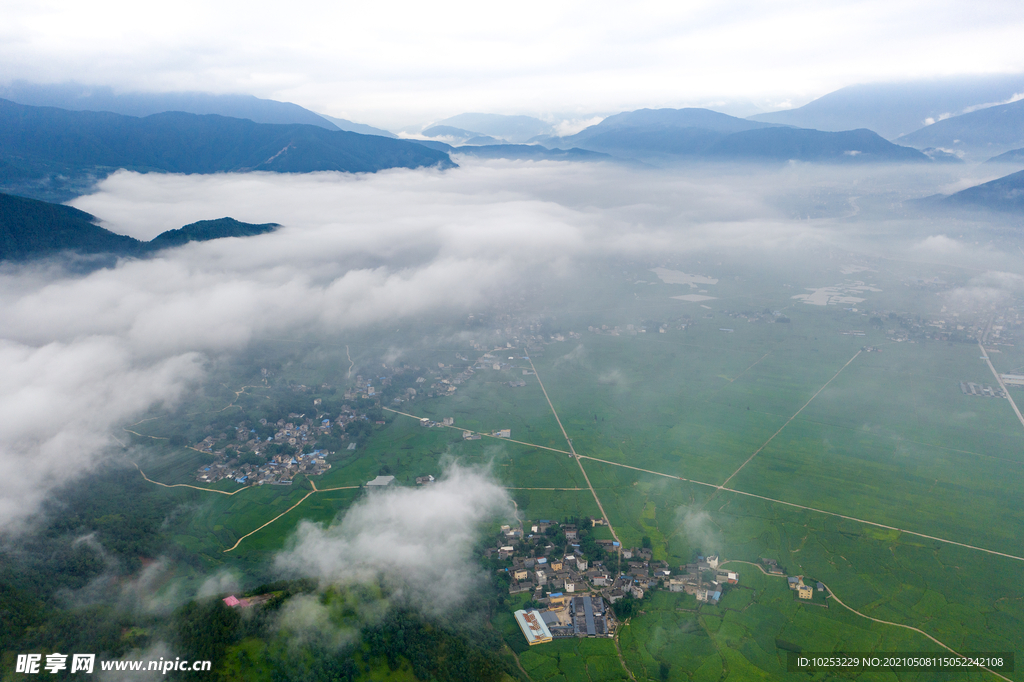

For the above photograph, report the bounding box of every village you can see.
[193,401,380,486]
[498,520,830,646]
[492,518,740,645]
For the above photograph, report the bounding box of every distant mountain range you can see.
[428,114,555,143]
[987,148,1024,165]
[421,125,502,145]
[0,99,453,202]
[0,192,279,261]
[749,75,1024,140]
[0,81,341,130]
[944,169,1024,212]
[317,114,397,138]
[409,140,611,162]
[896,99,1024,162]
[540,108,928,163]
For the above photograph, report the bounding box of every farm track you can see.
[721,560,1013,682]
[713,349,862,493]
[385,408,1024,563]
[525,355,624,554]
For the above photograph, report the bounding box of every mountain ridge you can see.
[944,169,1024,212]
[749,75,1024,140]
[0,191,281,261]
[0,81,340,130]
[0,99,454,202]
[545,108,928,163]
[896,99,1024,161]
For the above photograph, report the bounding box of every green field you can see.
[118,255,1024,681]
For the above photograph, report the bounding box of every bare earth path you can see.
[978,333,1024,430]
[525,355,623,554]
[720,561,1012,682]
[714,349,861,493]
[384,410,1024,563]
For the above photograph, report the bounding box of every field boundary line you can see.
[577,455,720,489]
[503,487,587,490]
[717,349,862,490]
[131,461,243,496]
[719,559,786,577]
[979,337,1024,430]
[720,561,1012,681]
[719,486,1024,563]
[131,463,364,549]
[708,350,773,397]
[382,407,573,455]
[578,456,1024,563]
[386,379,1024,563]
[223,489,316,553]
[823,582,1013,682]
[525,355,623,552]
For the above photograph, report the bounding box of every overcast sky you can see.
[2,0,1023,127]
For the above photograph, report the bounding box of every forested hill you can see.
[148,218,280,249]
[0,192,138,259]
[0,99,454,201]
[0,192,281,260]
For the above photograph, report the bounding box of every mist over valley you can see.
[2,6,1024,679]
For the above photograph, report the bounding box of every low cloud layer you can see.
[0,159,1003,531]
[0,338,201,532]
[275,464,513,612]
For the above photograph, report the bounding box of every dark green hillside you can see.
[0,191,283,261]
[147,217,280,249]
[0,99,455,201]
[0,192,140,259]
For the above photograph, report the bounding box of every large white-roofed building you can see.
[514,609,552,645]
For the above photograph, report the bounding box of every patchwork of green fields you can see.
[127,258,1024,680]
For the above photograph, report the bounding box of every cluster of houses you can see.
[193,406,377,485]
[196,447,331,486]
[665,554,739,604]
[787,574,825,601]
[344,373,391,400]
[497,520,742,645]
[514,594,612,645]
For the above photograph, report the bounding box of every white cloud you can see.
[0,338,202,533]
[0,160,990,531]
[2,1,1024,127]
[960,91,1024,115]
[275,463,513,613]
[555,116,605,137]
[944,271,1024,313]
[196,570,242,600]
